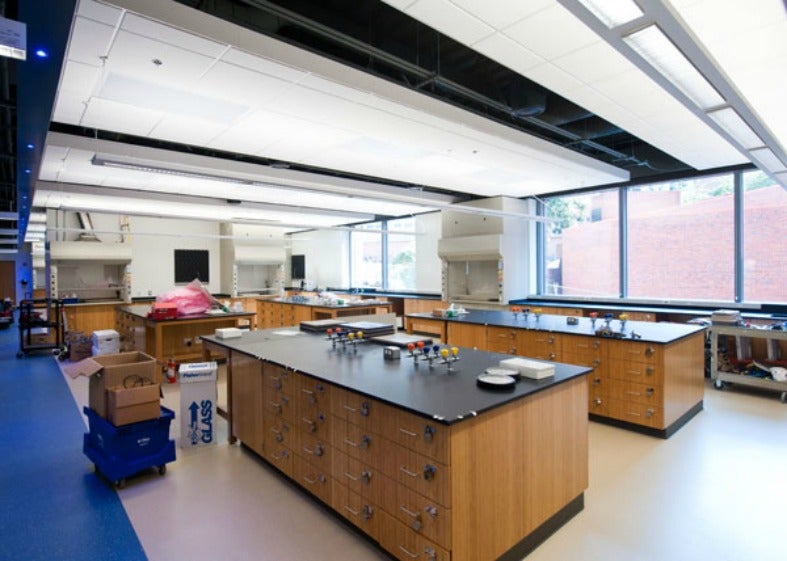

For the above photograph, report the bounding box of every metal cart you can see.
[710,323,787,403]
[17,298,67,358]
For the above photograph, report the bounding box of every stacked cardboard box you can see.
[65,351,161,426]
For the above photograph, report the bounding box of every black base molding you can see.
[496,493,584,561]
[590,400,704,439]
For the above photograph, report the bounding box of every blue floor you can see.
[0,318,147,560]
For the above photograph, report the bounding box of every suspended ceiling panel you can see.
[46,0,629,216]
[383,0,747,171]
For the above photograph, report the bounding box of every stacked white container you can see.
[91,329,120,356]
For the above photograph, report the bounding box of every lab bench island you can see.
[201,329,590,561]
[405,310,707,438]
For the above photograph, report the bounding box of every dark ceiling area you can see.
[176,0,692,177]
[0,0,18,251]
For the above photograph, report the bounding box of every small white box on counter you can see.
[499,357,555,379]
[215,327,242,339]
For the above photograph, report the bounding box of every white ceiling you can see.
[36,0,785,231]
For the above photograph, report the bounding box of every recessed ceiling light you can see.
[26,143,34,149]
[35,49,48,58]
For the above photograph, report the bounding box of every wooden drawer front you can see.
[518,331,562,361]
[332,483,379,541]
[608,380,662,406]
[562,335,605,361]
[395,485,451,549]
[332,418,382,466]
[588,392,609,417]
[331,388,382,434]
[407,318,444,337]
[263,415,296,449]
[381,410,450,466]
[262,444,294,477]
[296,375,332,415]
[608,359,663,386]
[394,446,451,508]
[607,398,664,428]
[379,511,450,561]
[297,431,333,469]
[298,407,331,439]
[263,391,296,422]
[608,340,661,365]
[294,460,332,505]
[263,363,296,394]
[486,327,517,354]
[333,451,383,501]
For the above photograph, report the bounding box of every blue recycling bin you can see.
[83,405,176,488]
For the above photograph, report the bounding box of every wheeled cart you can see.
[17,298,66,358]
[83,406,176,488]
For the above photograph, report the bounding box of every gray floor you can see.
[64,368,787,561]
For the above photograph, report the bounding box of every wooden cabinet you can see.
[231,352,263,455]
[64,303,118,336]
[518,329,562,361]
[445,323,483,350]
[404,298,448,315]
[562,334,608,418]
[405,316,446,342]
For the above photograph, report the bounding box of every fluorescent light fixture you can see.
[0,248,18,253]
[0,211,18,220]
[749,147,787,172]
[706,107,762,150]
[576,0,644,28]
[92,156,254,185]
[623,24,725,110]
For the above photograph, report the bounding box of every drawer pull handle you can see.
[627,411,641,417]
[646,367,655,376]
[344,401,371,416]
[400,504,419,518]
[344,471,358,482]
[302,443,324,457]
[399,546,419,559]
[425,547,437,561]
[271,450,288,461]
[361,505,373,520]
[272,377,282,390]
[301,388,317,404]
[593,377,601,386]
[399,427,417,437]
[423,464,437,481]
[424,425,435,442]
[646,388,655,397]
[646,408,655,418]
[401,505,423,529]
[344,435,372,449]
[303,473,325,485]
[344,505,359,516]
[577,343,589,349]
[592,359,601,368]
[593,341,600,349]
[645,347,655,357]
[548,353,556,360]
[626,391,641,397]
[425,505,438,518]
[593,397,603,406]
[400,466,419,478]
[269,401,282,412]
[302,417,316,432]
[361,470,372,484]
[626,370,641,376]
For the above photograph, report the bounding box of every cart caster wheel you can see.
[158,465,167,476]
[115,479,126,489]
[713,379,725,390]
[780,392,787,404]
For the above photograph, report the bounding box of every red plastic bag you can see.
[156,279,214,316]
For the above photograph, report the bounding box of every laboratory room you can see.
[2,0,785,560]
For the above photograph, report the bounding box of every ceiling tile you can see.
[222,48,308,83]
[198,61,293,107]
[525,62,584,93]
[68,16,116,67]
[80,97,163,136]
[407,0,495,45]
[149,114,230,146]
[453,0,554,30]
[471,33,544,74]
[58,60,102,99]
[552,41,631,85]
[503,3,600,60]
[76,0,123,26]
[121,13,227,58]
[51,89,89,124]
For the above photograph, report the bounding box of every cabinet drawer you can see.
[296,375,332,414]
[262,444,294,477]
[608,360,663,385]
[296,431,333,469]
[486,327,517,354]
[607,398,663,428]
[263,391,296,422]
[608,379,662,406]
[394,484,452,549]
[562,335,605,361]
[608,340,661,365]
[332,450,383,502]
[379,511,450,561]
[263,363,296,394]
[381,410,450,466]
[294,460,332,505]
[393,445,451,508]
[331,388,386,434]
[518,330,562,360]
[332,418,383,467]
[263,415,296,449]
[588,392,609,417]
[298,407,331,439]
[332,483,379,541]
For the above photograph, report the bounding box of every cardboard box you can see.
[107,384,161,426]
[64,351,158,418]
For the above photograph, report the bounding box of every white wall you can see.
[289,229,349,289]
[126,216,221,297]
[414,212,441,292]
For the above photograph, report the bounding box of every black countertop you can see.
[406,309,706,344]
[203,328,589,425]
